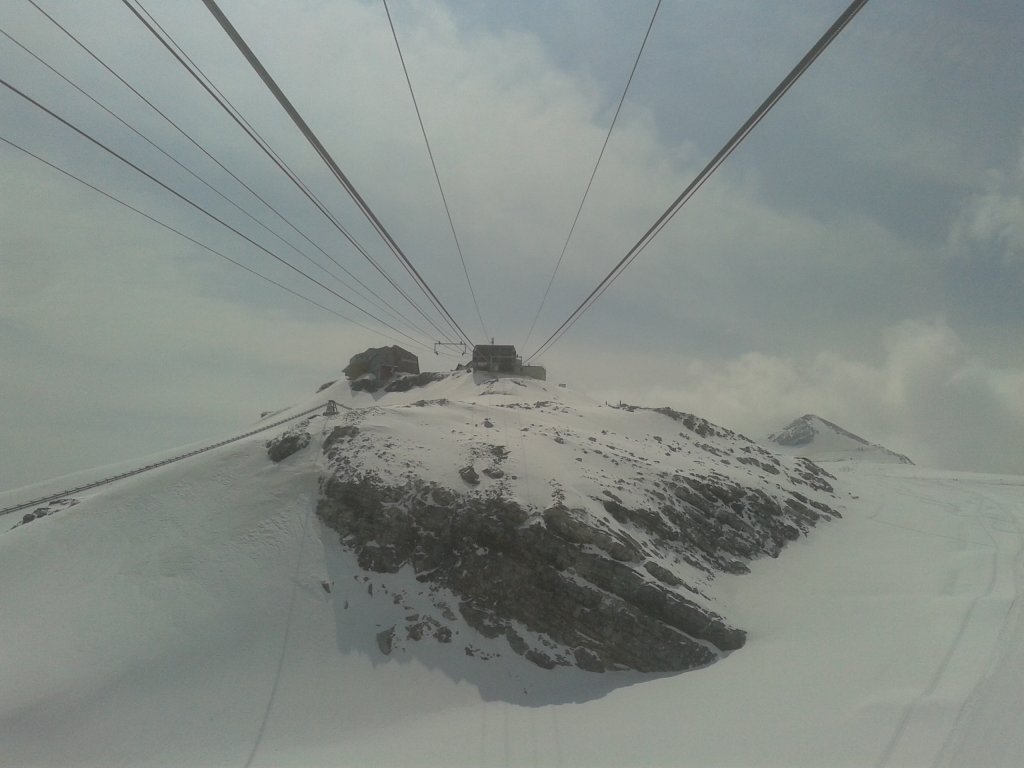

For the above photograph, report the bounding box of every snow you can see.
[2,374,1023,766]
[768,413,914,465]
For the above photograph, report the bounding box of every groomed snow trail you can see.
[936,477,1024,768]
[871,474,1024,767]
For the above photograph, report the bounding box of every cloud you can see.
[2,0,1022,486]
[579,319,1024,475]
[951,130,1024,266]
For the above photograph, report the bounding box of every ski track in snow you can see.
[936,486,1024,768]
[243,489,314,768]
[873,477,1024,767]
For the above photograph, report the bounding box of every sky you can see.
[1,0,1022,489]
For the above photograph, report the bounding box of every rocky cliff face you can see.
[309,374,840,674]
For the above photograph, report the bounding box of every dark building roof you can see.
[472,344,519,373]
[344,345,419,380]
[472,344,517,359]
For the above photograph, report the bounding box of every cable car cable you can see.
[194,0,474,347]
[0,134,436,351]
[0,77,434,350]
[0,26,424,338]
[526,0,871,362]
[116,0,462,345]
[23,0,436,344]
[381,0,489,342]
[522,0,662,350]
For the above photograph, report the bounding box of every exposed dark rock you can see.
[350,376,378,393]
[525,649,558,669]
[323,425,359,452]
[317,472,756,674]
[376,626,395,655]
[406,615,450,642]
[505,627,530,656]
[790,458,836,493]
[737,456,780,474]
[772,418,813,446]
[314,390,841,677]
[317,380,337,393]
[573,646,605,672]
[385,372,448,393]
[265,422,311,463]
[543,506,640,562]
[644,561,683,586]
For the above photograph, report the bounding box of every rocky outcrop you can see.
[384,371,448,393]
[770,417,817,447]
[350,371,448,394]
[11,498,78,529]
[317,471,744,672]
[314,383,841,676]
[600,472,838,575]
[265,421,311,463]
[315,462,837,672]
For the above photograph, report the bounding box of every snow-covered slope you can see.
[312,372,837,676]
[768,413,914,465]
[2,373,1023,767]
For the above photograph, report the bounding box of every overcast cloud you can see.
[2,0,1023,489]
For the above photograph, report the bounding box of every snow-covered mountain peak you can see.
[767,413,914,465]
[309,370,840,676]
[6,369,1024,766]
[1,370,841,693]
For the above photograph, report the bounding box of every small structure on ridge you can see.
[344,346,420,383]
[472,344,519,373]
[471,343,546,380]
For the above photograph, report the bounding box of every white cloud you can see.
[579,319,1024,475]
[2,0,1023,487]
[951,131,1024,266]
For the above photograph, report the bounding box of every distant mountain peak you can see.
[767,414,913,465]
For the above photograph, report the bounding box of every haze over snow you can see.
[3,372,1024,767]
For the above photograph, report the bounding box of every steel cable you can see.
[523,0,662,350]
[381,0,489,341]
[527,0,871,362]
[116,0,461,344]
[0,78,436,349]
[0,26,430,340]
[23,0,436,343]
[196,0,474,347]
[0,134,435,351]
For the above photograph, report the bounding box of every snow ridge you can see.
[314,372,840,674]
[768,413,914,465]
[5,371,1024,767]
